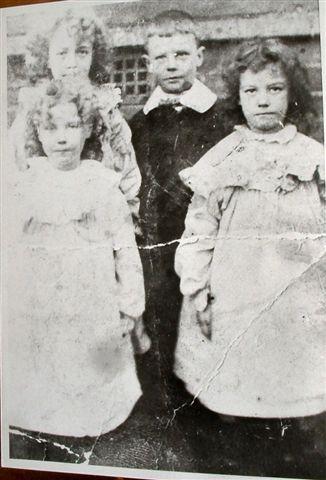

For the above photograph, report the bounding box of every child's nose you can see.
[257,91,270,107]
[166,53,178,70]
[56,128,68,144]
[65,51,77,70]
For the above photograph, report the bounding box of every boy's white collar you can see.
[143,79,217,115]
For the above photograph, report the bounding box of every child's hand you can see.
[96,85,122,120]
[96,86,125,140]
[196,306,212,340]
[122,314,151,355]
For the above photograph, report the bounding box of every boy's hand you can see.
[196,306,212,340]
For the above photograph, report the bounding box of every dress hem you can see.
[9,388,143,438]
[174,364,326,419]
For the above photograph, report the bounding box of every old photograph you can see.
[1,0,325,479]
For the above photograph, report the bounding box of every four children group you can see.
[6,6,326,471]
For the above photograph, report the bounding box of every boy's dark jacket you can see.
[130,99,237,245]
[129,92,237,394]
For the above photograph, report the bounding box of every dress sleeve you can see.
[101,111,141,220]
[118,143,141,222]
[299,136,325,202]
[103,187,145,318]
[175,133,242,312]
[175,192,219,312]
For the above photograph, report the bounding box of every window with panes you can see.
[108,48,150,105]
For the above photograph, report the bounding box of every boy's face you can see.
[146,33,204,94]
[38,102,90,170]
[49,24,93,82]
[239,63,289,133]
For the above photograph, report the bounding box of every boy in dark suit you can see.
[130,10,235,413]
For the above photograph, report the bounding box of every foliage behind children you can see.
[130,10,236,410]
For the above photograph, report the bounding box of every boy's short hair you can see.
[145,10,199,49]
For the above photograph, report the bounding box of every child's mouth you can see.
[54,148,73,153]
[166,77,182,82]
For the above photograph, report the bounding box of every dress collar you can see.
[143,79,217,115]
[234,124,298,144]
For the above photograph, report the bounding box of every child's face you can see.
[38,102,89,170]
[239,63,289,133]
[146,33,204,94]
[49,24,93,82]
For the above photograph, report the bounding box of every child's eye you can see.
[155,55,165,61]
[77,48,90,57]
[269,86,283,93]
[44,124,56,131]
[57,50,67,57]
[67,122,80,128]
[175,51,189,59]
[244,88,256,94]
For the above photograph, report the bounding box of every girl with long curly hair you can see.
[175,38,325,420]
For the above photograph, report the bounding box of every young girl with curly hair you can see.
[5,80,149,462]
[175,38,325,420]
[10,8,140,219]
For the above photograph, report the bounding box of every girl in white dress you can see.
[174,39,325,420]
[5,80,147,461]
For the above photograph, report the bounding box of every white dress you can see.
[175,125,326,418]
[4,158,144,437]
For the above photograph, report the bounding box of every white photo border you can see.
[1,1,325,479]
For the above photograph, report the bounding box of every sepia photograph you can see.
[1,1,325,479]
